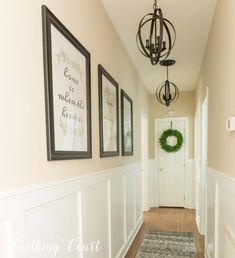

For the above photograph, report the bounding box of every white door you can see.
[156,119,186,207]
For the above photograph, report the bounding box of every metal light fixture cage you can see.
[156,59,179,107]
[136,0,176,65]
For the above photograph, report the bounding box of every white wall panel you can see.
[82,181,109,258]
[0,219,13,258]
[125,171,136,239]
[110,175,125,258]
[24,194,79,258]
[207,167,235,258]
[206,173,216,258]
[225,227,235,258]
[0,163,142,258]
[136,170,142,222]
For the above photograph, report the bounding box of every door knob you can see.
[159,168,163,172]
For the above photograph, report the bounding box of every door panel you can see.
[158,120,185,207]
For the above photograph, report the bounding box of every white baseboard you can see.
[117,216,143,258]
[196,213,201,234]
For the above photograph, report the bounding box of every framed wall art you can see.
[98,65,119,157]
[42,5,92,160]
[121,90,133,156]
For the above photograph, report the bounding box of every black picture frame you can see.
[42,5,92,160]
[98,65,119,157]
[121,89,133,156]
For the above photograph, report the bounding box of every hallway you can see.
[2,0,235,257]
[125,208,204,258]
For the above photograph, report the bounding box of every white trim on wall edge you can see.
[207,167,235,186]
[0,163,140,199]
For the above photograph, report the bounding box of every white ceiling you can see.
[101,0,217,93]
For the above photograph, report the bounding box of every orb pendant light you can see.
[156,59,179,106]
[136,0,176,65]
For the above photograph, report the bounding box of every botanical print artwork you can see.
[121,90,133,156]
[56,48,83,80]
[42,5,91,160]
[98,64,119,157]
[102,75,117,152]
[51,24,87,152]
[123,97,132,152]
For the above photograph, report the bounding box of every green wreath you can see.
[159,129,183,153]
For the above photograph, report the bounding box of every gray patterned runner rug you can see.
[136,230,197,258]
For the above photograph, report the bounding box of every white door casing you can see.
[194,110,201,229]
[141,114,148,211]
[155,117,189,207]
[200,94,208,236]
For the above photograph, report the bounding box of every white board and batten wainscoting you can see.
[206,167,235,258]
[4,158,235,258]
[0,163,142,258]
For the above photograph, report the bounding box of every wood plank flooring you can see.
[125,208,204,258]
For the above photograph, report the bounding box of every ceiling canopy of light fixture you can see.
[136,0,176,65]
[156,59,179,106]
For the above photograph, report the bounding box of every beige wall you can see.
[195,0,235,175]
[1,0,149,191]
[149,91,195,159]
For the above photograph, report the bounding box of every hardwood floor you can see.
[125,208,204,258]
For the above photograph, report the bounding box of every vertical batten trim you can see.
[123,174,127,242]
[214,182,219,258]
[0,163,142,258]
[107,180,112,258]
[134,171,137,226]
[3,218,13,258]
[77,191,84,258]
